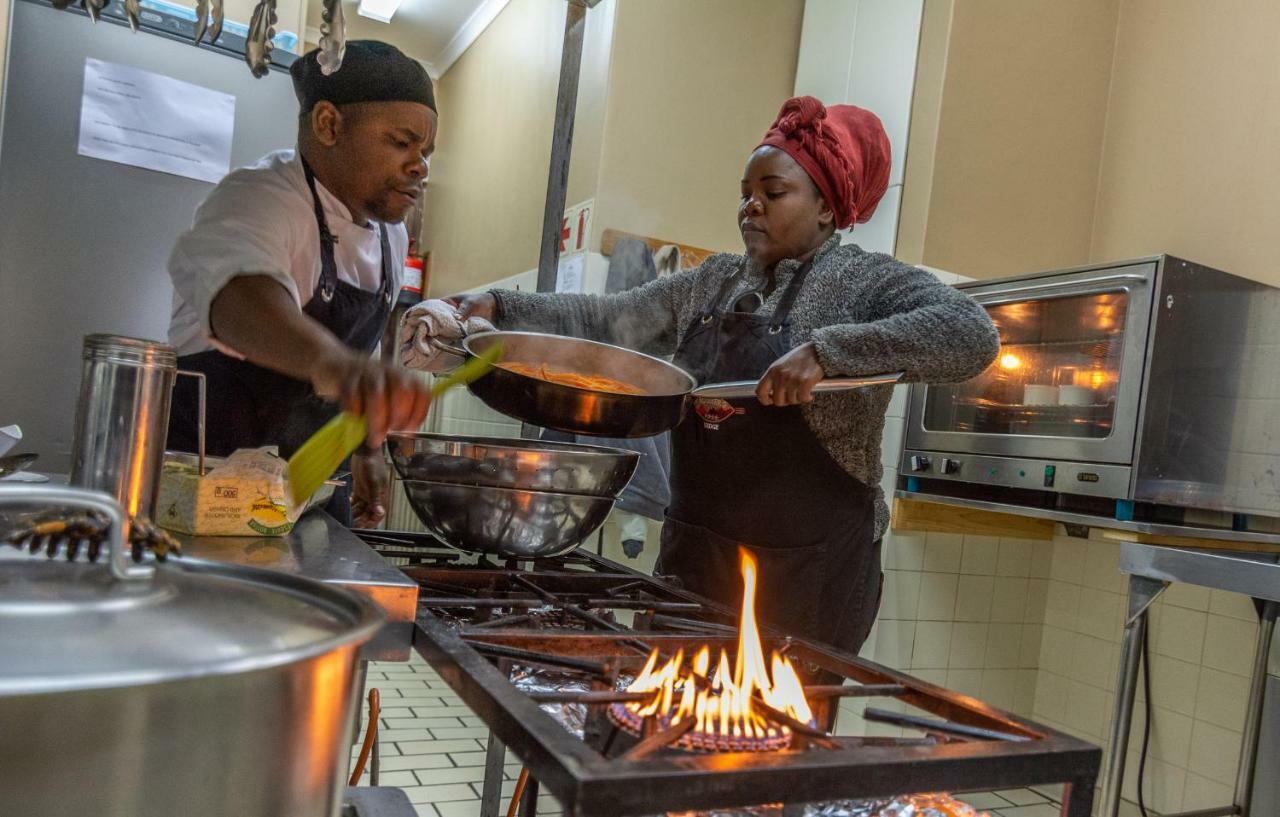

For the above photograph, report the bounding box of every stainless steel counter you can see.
[177,512,418,661]
[1100,542,1279,817]
[1120,542,1280,600]
[893,489,1280,546]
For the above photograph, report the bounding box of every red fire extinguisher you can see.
[382,245,428,362]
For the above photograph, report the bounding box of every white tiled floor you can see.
[350,652,564,817]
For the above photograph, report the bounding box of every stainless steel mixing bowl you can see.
[387,432,639,496]
[398,479,617,559]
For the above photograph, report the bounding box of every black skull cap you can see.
[291,40,436,114]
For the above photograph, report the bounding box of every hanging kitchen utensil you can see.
[80,0,108,23]
[286,343,504,507]
[193,0,210,43]
[0,482,382,817]
[123,0,141,30]
[206,0,226,44]
[244,0,277,78]
[317,0,346,75]
[450,331,903,438]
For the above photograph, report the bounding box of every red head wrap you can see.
[758,96,891,229]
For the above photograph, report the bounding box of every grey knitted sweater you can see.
[493,236,999,539]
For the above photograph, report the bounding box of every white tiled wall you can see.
[1031,531,1265,815]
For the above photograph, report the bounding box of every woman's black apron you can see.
[656,260,882,656]
[167,158,393,524]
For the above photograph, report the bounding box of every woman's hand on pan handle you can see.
[444,292,498,324]
[757,342,825,406]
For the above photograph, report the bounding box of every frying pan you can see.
[447,331,902,438]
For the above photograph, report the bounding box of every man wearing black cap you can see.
[166,41,437,528]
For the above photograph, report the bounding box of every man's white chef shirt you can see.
[168,149,407,356]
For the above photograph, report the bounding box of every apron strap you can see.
[302,156,396,307]
[697,257,816,330]
[377,223,395,305]
[768,258,815,334]
[700,266,749,323]
[301,156,340,304]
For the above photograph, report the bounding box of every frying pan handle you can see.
[430,339,468,358]
[689,372,905,400]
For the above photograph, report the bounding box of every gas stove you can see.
[357,530,1099,817]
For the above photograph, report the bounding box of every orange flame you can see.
[622,549,814,743]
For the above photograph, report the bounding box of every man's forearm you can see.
[209,275,348,381]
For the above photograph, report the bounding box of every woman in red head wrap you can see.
[434,97,998,673]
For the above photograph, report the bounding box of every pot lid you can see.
[0,555,382,695]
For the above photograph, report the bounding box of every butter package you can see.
[156,447,331,537]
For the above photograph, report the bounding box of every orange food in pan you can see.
[500,362,646,396]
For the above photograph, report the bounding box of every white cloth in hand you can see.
[399,299,495,372]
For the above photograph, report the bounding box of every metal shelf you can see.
[894,490,1280,547]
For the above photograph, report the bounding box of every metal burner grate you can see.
[355,530,1100,817]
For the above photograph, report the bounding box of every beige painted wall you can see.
[895,0,953,268]
[421,0,805,296]
[904,0,1280,288]
[420,0,613,297]
[589,0,804,255]
[1090,0,1280,286]
[900,0,1120,280]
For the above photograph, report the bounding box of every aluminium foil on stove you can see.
[657,792,989,817]
[510,667,591,738]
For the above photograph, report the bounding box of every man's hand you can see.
[350,447,390,529]
[210,276,432,447]
[757,342,825,406]
[311,347,432,447]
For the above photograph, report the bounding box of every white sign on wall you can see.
[78,58,236,184]
[555,252,585,294]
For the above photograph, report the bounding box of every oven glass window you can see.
[923,291,1128,438]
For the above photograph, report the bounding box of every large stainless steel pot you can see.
[458,331,903,438]
[0,484,383,817]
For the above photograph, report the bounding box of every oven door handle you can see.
[973,273,1149,305]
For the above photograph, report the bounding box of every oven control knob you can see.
[909,455,932,472]
[941,458,962,475]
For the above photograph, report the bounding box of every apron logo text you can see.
[694,397,745,429]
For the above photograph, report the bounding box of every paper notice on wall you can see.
[78,58,235,184]
[556,252,585,293]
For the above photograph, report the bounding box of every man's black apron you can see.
[656,261,882,657]
[167,158,394,524]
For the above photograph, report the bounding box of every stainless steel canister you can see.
[69,334,177,519]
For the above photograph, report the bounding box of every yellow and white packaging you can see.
[156,447,329,536]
